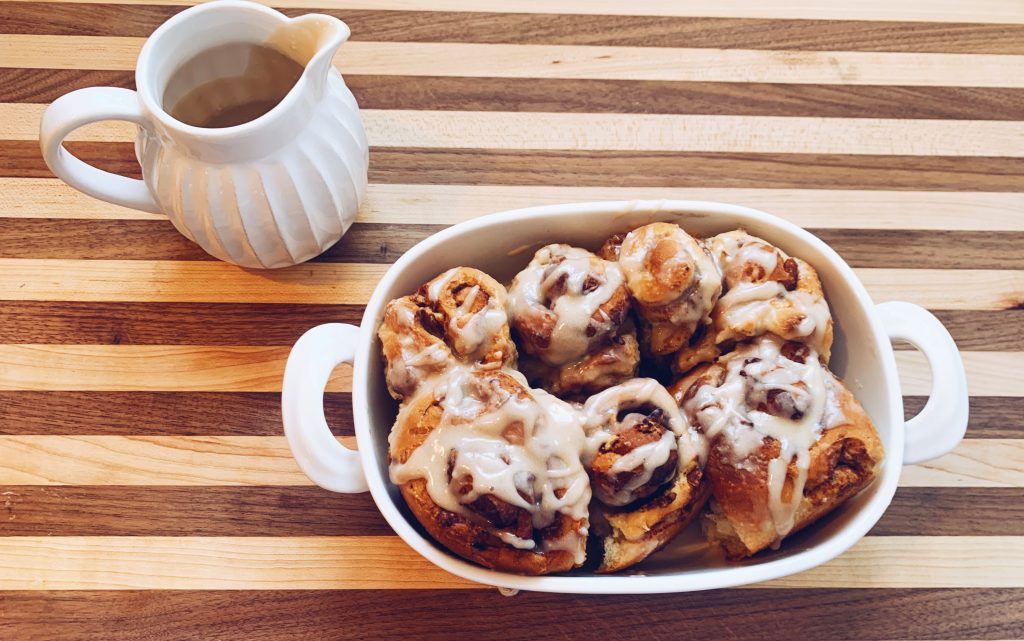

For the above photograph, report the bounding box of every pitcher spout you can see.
[279,14,350,99]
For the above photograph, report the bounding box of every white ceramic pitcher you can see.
[39,0,369,269]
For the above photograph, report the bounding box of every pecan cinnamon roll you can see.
[670,336,884,559]
[709,230,833,360]
[508,245,637,398]
[389,367,591,575]
[377,267,516,400]
[581,378,709,572]
[614,223,723,376]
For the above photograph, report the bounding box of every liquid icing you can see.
[712,232,831,351]
[580,378,707,505]
[618,223,722,344]
[389,366,591,561]
[508,245,624,366]
[681,336,844,539]
[425,269,510,362]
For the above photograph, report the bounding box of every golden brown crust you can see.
[616,223,723,375]
[666,321,720,377]
[509,245,631,365]
[377,267,516,400]
[389,368,588,575]
[710,231,833,360]
[597,232,627,261]
[695,372,884,559]
[518,327,641,400]
[400,479,579,575]
[597,462,711,573]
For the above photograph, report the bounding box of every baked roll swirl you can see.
[709,230,833,360]
[615,223,723,375]
[581,378,709,572]
[389,367,591,575]
[671,336,884,559]
[509,244,637,398]
[378,267,516,400]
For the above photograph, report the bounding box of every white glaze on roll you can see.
[711,231,831,351]
[681,336,845,539]
[426,269,509,363]
[618,223,722,348]
[389,366,591,561]
[580,378,707,505]
[507,244,625,366]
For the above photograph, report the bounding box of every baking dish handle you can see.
[282,323,368,493]
[875,301,968,465]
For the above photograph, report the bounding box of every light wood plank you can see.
[0,436,1019,487]
[359,185,1024,231]
[0,535,1019,589]
[1,345,1017,396]
[6,0,1022,24]
[0,345,353,392]
[856,269,1024,311]
[0,259,386,304]
[900,440,1024,488]
[3,37,1023,87]
[5,180,1023,232]
[0,536,478,589]
[0,178,162,220]
[8,104,1024,157]
[893,351,1022,398]
[1,260,1021,310]
[0,435,356,485]
[759,536,1024,588]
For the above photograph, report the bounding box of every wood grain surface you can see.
[1,0,1022,638]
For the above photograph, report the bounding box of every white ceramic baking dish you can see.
[282,200,968,594]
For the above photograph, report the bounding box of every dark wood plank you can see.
[4,141,1022,191]
[903,396,1023,438]
[345,77,1024,120]
[369,149,1024,192]
[4,220,1024,270]
[0,392,355,437]
[2,298,1020,350]
[929,310,1024,351]
[811,229,1024,270]
[0,392,1017,437]
[0,220,436,264]
[6,69,1024,121]
[0,486,1016,537]
[0,486,393,536]
[1,588,1022,641]
[3,4,1024,53]
[0,302,365,345]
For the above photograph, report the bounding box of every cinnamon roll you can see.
[580,378,709,572]
[615,223,723,375]
[508,245,637,398]
[671,336,884,559]
[518,324,641,400]
[389,367,591,575]
[378,267,516,400]
[709,230,833,360]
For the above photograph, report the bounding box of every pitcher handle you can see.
[39,87,161,214]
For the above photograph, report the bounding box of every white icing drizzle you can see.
[580,378,707,506]
[424,269,510,362]
[681,336,844,540]
[711,231,831,351]
[618,223,722,343]
[389,366,591,561]
[508,244,625,366]
[385,302,453,396]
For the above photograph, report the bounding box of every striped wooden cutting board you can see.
[1,0,1023,638]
